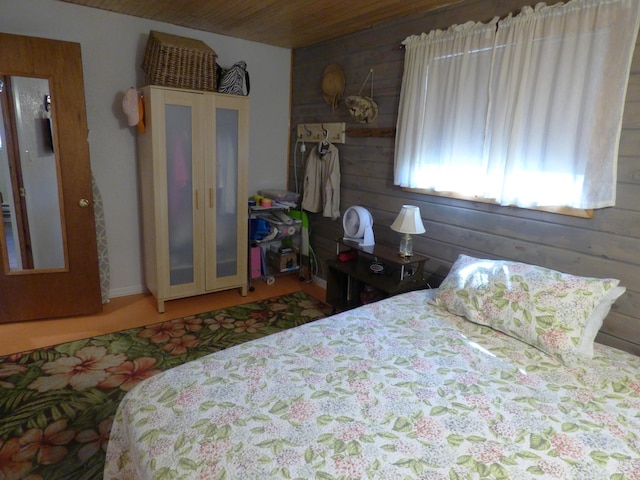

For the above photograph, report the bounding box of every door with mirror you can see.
[0,33,101,322]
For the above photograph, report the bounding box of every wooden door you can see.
[0,33,101,322]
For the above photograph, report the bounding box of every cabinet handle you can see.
[209,188,213,208]
[195,190,199,210]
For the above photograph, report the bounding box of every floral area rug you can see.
[0,290,332,480]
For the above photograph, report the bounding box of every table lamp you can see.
[390,205,425,257]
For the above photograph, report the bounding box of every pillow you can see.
[431,254,624,365]
[577,285,626,358]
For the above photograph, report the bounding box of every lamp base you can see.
[398,233,413,257]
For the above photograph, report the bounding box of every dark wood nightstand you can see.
[326,239,429,311]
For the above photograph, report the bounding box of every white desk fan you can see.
[343,206,375,247]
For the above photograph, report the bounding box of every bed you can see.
[104,255,640,479]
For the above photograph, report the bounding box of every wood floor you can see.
[0,276,326,357]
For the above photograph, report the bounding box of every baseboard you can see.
[312,275,327,290]
[108,285,147,299]
[108,278,325,302]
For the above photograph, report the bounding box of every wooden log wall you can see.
[289,0,640,355]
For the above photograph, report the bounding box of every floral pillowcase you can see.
[430,254,625,365]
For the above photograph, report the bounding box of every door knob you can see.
[79,198,90,208]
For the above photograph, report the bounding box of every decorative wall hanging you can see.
[345,68,378,123]
[321,63,345,110]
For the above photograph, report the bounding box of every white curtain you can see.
[395,0,640,209]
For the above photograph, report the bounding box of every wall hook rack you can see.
[296,122,346,144]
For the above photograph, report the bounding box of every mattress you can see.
[104,290,640,479]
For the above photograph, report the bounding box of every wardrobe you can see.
[138,85,249,312]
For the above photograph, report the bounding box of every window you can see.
[395,0,640,211]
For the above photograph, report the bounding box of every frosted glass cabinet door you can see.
[165,104,194,286]
[215,107,239,279]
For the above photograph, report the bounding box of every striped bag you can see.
[217,61,250,96]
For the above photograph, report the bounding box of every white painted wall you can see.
[0,0,292,297]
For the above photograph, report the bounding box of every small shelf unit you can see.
[248,204,302,290]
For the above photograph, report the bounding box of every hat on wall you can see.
[122,87,146,133]
[321,63,345,110]
[122,88,139,126]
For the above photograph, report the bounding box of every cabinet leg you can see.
[240,285,248,296]
[157,300,165,314]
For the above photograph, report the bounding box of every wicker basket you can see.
[142,31,217,92]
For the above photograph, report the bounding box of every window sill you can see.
[402,188,594,219]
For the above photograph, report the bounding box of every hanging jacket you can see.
[301,143,340,220]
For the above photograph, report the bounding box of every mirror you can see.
[0,75,65,271]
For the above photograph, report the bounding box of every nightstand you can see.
[326,239,429,311]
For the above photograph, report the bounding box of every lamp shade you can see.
[390,205,426,234]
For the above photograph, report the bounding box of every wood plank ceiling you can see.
[59,0,466,48]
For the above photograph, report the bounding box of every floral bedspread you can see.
[104,290,640,479]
